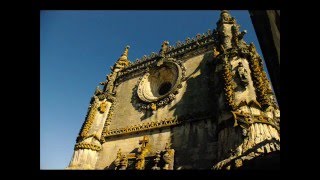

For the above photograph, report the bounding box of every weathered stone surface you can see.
[67,10,280,170]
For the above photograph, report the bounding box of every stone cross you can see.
[139,136,149,149]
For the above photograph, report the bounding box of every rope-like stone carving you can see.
[74,142,101,151]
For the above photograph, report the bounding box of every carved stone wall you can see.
[107,53,214,133]
[67,10,279,170]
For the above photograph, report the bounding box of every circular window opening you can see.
[158,82,172,95]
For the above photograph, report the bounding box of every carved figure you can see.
[237,62,249,87]
[119,154,128,170]
[162,143,174,170]
[99,101,107,113]
[152,150,161,170]
[114,149,122,170]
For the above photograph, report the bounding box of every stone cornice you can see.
[103,111,214,139]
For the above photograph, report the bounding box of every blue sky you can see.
[40,10,267,169]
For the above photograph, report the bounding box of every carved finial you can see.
[217,10,236,27]
[159,40,169,57]
[122,45,130,57]
[113,45,131,71]
[94,86,102,95]
[213,46,220,58]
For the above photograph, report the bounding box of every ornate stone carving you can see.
[135,136,150,170]
[100,101,116,143]
[152,150,161,170]
[114,148,122,169]
[159,41,169,58]
[247,48,272,110]
[99,101,107,113]
[104,111,213,138]
[115,30,215,84]
[221,55,236,110]
[79,98,99,139]
[134,58,186,111]
[104,117,180,138]
[162,143,175,170]
[213,46,220,58]
[216,10,236,26]
[74,142,102,151]
[113,45,131,71]
[119,154,128,170]
[231,25,247,49]
[236,62,249,87]
[231,110,279,132]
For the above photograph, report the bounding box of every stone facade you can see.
[67,10,280,170]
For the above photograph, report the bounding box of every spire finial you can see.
[113,45,131,71]
[159,40,169,57]
[122,45,130,57]
[217,10,236,27]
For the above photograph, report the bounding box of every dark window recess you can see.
[158,82,172,95]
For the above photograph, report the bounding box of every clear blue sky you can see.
[40,10,267,169]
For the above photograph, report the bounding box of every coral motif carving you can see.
[221,55,236,110]
[247,44,272,109]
